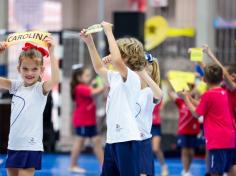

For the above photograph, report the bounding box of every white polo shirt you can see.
[106,68,141,144]
[8,80,48,151]
[136,87,160,140]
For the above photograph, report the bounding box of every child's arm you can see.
[42,37,60,95]
[189,96,199,107]
[80,30,108,82]
[137,69,162,99]
[90,78,105,95]
[0,77,11,90]
[101,21,128,80]
[166,80,177,102]
[179,92,200,118]
[102,55,112,66]
[91,87,104,95]
[0,42,11,90]
[203,44,236,91]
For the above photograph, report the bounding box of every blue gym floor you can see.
[0,154,206,176]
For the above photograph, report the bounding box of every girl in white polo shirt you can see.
[135,54,163,176]
[0,37,59,176]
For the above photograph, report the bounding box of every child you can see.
[135,55,163,176]
[0,37,60,176]
[168,83,200,176]
[80,21,146,176]
[103,54,164,176]
[137,55,168,176]
[202,45,236,175]
[69,65,104,173]
[152,102,169,176]
[147,57,168,176]
[181,64,236,176]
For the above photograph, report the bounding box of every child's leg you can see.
[189,148,194,166]
[181,148,192,172]
[18,168,35,176]
[229,165,236,176]
[205,149,211,175]
[152,136,166,166]
[91,136,104,165]
[70,136,85,168]
[229,149,236,176]
[7,168,19,176]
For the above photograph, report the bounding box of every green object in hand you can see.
[96,76,104,87]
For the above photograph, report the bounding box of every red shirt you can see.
[196,87,236,149]
[226,88,236,130]
[175,98,200,135]
[152,103,161,125]
[72,84,96,127]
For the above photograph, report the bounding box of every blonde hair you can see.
[149,59,161,85]
[18,49,44,81]
[116,37,146,71]
[19,49,44,66]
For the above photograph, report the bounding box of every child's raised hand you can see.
[102,55,112,65]
[178,90,189,100]
[45,36,55,54]
[101,21,113,34]
[202,44,210,54]
[79,29,93,44]
[136,69,148,78]
[0,42,7,53]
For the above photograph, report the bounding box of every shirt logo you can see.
[141,133,145,138]
[116,124,122,132]
[28,137,36,145]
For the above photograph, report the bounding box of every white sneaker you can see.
[161,165,169,176]
[181,170,193,176]
[69,166,86,174]
[183,172,193,176]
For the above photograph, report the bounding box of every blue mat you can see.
[0,154,205,176]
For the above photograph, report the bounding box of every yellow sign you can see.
[190,48,203,62]
[167,70,195,84]
[6,31,50,47]
[169,78,190,92]
[197,81,208,94]
[145,16,195,51]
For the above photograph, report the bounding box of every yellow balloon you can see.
[145,16,195,51]
[145,16,169,51]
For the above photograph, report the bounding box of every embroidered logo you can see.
[116,124,122,132]
[28,137,36,145]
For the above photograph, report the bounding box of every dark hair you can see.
[19,48,44,81]
[70,66,87,100]
[204,64,223,84]
[227,64,236,75]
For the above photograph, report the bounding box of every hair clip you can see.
[22,42,49,57]
[145,53,154,63]
[72,64,83,70]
